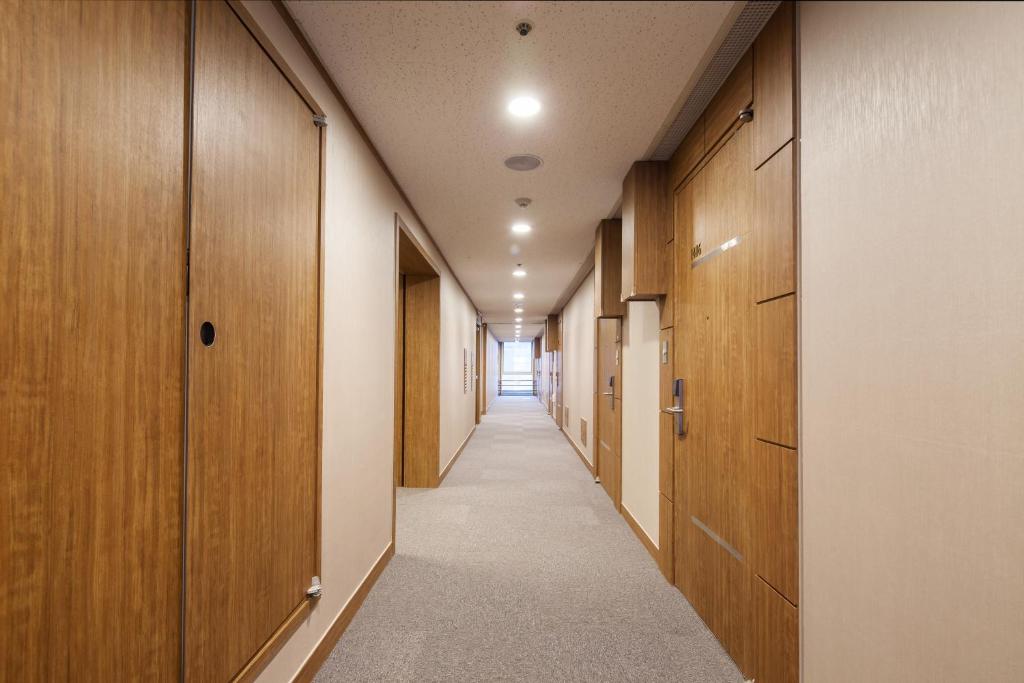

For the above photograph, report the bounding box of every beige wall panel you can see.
[801,3,1024,681]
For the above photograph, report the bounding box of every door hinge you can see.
[306,576,323,599]
[312,114,327,128]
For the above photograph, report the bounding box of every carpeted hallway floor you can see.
[313,396,744,682]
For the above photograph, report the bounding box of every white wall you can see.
[559,271,595,464]
[800,3,1024,681]
[241,3,478,680]
[439,276,479,474]
[620,301,660,545]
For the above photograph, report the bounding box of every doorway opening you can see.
[395,216,441,487]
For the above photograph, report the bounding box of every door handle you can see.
[602,391,614,396]
[670,379,686,436]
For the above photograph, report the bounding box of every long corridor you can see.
[314,397,744,682]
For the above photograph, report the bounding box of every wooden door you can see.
[596,318,622,507]
[1,1,187,679]
[185,2,322,680]
[674,123,755,674]
[395,275,406,486]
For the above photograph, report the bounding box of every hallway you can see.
[314,397,743,682]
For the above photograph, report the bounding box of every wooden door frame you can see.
[474,326,482,423]
[394,214,441,488]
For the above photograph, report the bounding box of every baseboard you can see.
[292,542,395,683]
[236,597,312,682]
[620,504,661,569]
[438,426,475,485]
[560,428,593,474]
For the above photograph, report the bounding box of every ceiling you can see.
[287,1,739,339]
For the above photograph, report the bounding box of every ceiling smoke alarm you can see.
[515,197,532,208]
[515,20,533,37]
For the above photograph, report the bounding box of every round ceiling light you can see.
[511,222,532,234]
[513,269,526,277]
[513,306,524,313]
[513,292,525,300]
[515,317,523,322]
[504,154,543,171]
[508,96,541,118]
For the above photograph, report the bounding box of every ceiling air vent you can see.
[504,154,543,172]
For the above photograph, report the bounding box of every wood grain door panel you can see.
[186,2,321,679]
[596,319,621,507]
[1,1,188,679]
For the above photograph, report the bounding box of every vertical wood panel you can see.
[394,275,406,486]
[621,161,669,300]
[754,295,797,448]
[597,319,621,508]
[705,49,752,150]
[753,2,795,168]
[754,142,796,302]
[658,328,675,498]
[752,576,799,683]
[186,2,321,679]
[0,1,187,679]
[751,440,798,603]
[403,275,441,487]
[594,219,626,318]
[659,241,675,329]
[670,115,706,193]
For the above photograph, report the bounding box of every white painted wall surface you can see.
[620,300,660,545]
[800,3,1024,681]
[559,271,595,464]
[241,3,478,679]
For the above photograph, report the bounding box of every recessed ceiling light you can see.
[513,306,524,313]
[515,317,523,322]
[513,269,526,277]
[513,292,525,300]
[508,96,541,118]
[511,222,532,234]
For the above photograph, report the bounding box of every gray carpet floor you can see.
[313,396,744,682]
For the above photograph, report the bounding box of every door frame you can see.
[394,214,442,488]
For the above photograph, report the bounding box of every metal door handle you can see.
[602,391,614,396]
[662,406,683,414]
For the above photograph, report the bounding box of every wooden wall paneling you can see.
[754,294,797,448]
[1,1,187,679]
[754,141,796,302]
[658,328,675,499]
[594,219,626,317]
[545,314,561,352]
[751,440,798,603]
[752,575,799,683]
[402,275,441,487]
[659,238,675,329]
[621,161,669,300]
[752,1,795,168]
[395,275,406,486]
[675,515,753,675]
[704,49,753,151]
[596,319,622,508]
[534,336,542,359]
[658,494,675,582]
[186,1,322,679]
[670,115,706,197]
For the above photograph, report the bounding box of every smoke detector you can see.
[504,154,543,171]
[515,197,532,208]
[515,20,533,37]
